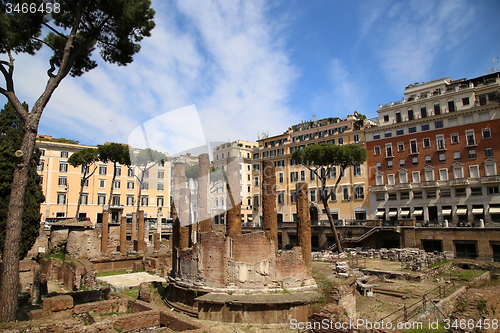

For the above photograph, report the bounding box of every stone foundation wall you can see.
[200,232,227,288]
[66,229,100,260]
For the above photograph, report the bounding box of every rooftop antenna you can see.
[487,57,499,74]
[257,131,260,140]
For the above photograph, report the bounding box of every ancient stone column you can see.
[131,211,138,248]
[138,211,145,252]
[296,183,312,275]
[171,196,180,276]
[120,215,127,255]
[154,233,161,252]
[179,188,191,249]
[226,156,242,238]
[198,154,211,233]
[101,210,109,253]
[262,160,278,252]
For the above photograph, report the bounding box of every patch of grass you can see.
[477,299,487,314]
[430,260,450,268]
[96,269,131,277]
[120,287,139,299]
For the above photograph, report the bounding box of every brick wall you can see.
[200,232,227,288]
[233,232,271,263]
[276,247,309,288]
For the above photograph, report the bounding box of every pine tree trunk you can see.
[0,120,37,322]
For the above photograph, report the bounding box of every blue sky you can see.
[3,0,500,155]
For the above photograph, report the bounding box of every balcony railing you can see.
[449,178,469,186]
[481,175,500,184]
[394,183,412,190]
[370,185,387,192]
[421,180,439,188]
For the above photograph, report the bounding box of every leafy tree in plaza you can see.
[68,148,100,218]
[0,101,44,260]
[98,143,131,207]
[0,0,155,321]
[291,143,367,253]
[130,148,167,214]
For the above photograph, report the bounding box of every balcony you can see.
[481,175,500,184]
[370,185,387,192]
[421,180,439,188]
[449,178,469,186]
[394,183,412,190]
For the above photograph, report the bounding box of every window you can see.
[374,146,381,155]
[277,160,285,167]
[253,153,259,160]
[425,155,432,164]
[116,167,121,176]
[413,191,423,199]
[342,187,349,201]
[453,151,461,161]
[397,142,404,152]
[310,190,316,202]
[479,94,487,105]
[448,100,455,112]
[60,151,68,158]
[57,193,66,204]
[141,196,148,206]
[451,133,459,144]
[422,124,430,131]
[388,193,397,201]
[376,193,385,201]
[355,186,364,200]
[279,173,284,184]
[385,143,393,157]
[384,131,392,138]
[427,190,437,198]
[375,174,384,185]
[400,159,406,167]
[421,107,427,118]
[157,182,164,191]
[291,171,298,182]
[338,137,344,146]
[59,162,68,172]
[99,165,107,175]
[434,104,441,115]
[408,109,414,120]
[157,197,164,207]
[471,187,482,196]
[455,188,466,197]
[383,115,389,122]
[410,139,418,154]
[439,169,448,180]
[157,169,164,179]
[373,133,380,140]
[441,189,451,197]
[112,195,120,206]
[310,170,315,181]
[462,97,469,105]
[353,134,359,143]
[412,172,420,183]
[409,126,417,133]
[387,174,395,185]
[376,162,381,170]
[425,169,434,181]
[290,191,296,203]
[387,160,393,169]
[436,135,445,150]
[270,149,276,157]
[278,148,284,155]
[395,112,402,123]
[439,153,446,163]
[423,138,430,148]
[466,130,476,146]
[353,164,361,176]
[482,128,491,139]
[80,194,88,205]
[127,181,134,190]
[485,148,493,157]
[435,120,444,129]
[98,194,106,205]
[114,180,120,189]
[401,192,410,200]
[99,179,105,188]
[141,181,149,190]
[396,129,404,136]
[469,165,479,178]
[469,149,476,159]
[58,177,67,186]
[40,149,45,156]
[399,171,408,183]
[330,167,336,178]
[83,178,88,187]
[253,164,259,171]
[37,160,44,171]
[329,188,337,201]
[453,166,464,179]
[488,186,499,195]
[300,170,306,181]
[254,176,259,186]
[128,168,134,177]
[412,157,418,166]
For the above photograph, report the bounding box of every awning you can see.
[456,208,468,215]
[376,211,385,217]
[400,209,410,216]
[489,207,500,214]
[442,209,452,215]
[413,210,423,216]
[472,208,484,214]
[388,211,398,217]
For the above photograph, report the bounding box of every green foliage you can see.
[429,259,450,268]
[36,137,80,144]
[98,143,131,167]
[291,143,367,171]
[0,102,45,259]
[132,148,167,168]
[68,148,99,169]
[185,164,226,183]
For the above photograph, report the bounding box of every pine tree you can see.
[0,102,44,259]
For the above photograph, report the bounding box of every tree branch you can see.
[42,22,67,39]
[33,38,56,50]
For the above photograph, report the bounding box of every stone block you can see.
[139,282,151,303]
[43,295,73,312]
[29,309,48,320]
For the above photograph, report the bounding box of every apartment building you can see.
[211,140,258,225]
[36,137,171,224]
[252,115,371,226]
[366,73,500,225]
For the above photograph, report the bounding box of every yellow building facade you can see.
[251,115,371,225]
[36,137,171,224]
